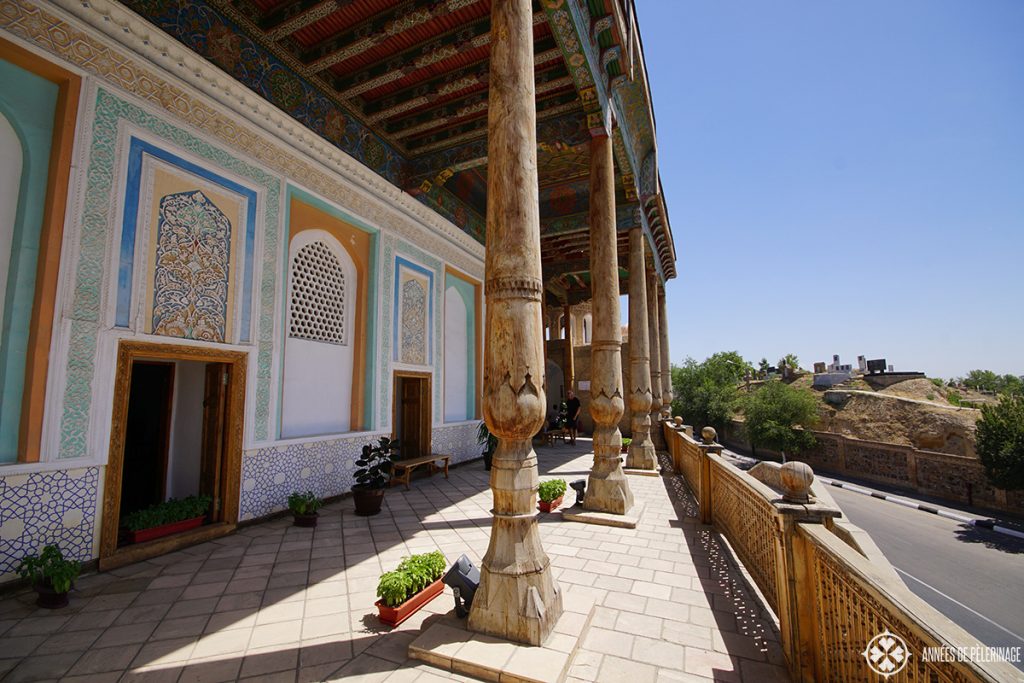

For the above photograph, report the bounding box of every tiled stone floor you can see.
[0,441,790,682]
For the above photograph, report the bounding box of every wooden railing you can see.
[662,422,1021,683]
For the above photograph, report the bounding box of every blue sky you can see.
[635,1,1024,379]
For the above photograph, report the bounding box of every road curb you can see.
[819,477,1024,541]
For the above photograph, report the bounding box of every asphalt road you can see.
[827,485,1024,672]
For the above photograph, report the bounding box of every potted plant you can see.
[17,545,81,609]
[621,437,632,453]
[538,478,567,513]
[121,495,211,544]
[375,550,446,626]
[288,491,322,527]
[477,421,497,471]
[352,436,399,516]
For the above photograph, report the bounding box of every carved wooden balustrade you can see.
[662,421,1020,683]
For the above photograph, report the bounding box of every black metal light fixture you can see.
[569,479,586,506]
[442,554,480,618]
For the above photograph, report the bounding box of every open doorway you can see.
[101,341,246,569]
[393,372,431,460]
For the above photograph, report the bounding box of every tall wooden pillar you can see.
[563,303,574,394]
[584,133,634,513]
[659,288,672,419]
[646,266,663,448]
[626,228,656,469]
[467,0,562,645]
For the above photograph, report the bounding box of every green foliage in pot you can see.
[538,478,567,503]
[354,436,400,490]
[121,495,211,531]
[376,550,446,607]
[621,437,632,447]
[476,421,497,456]
[287,491,322,515]
[17,545,80,593]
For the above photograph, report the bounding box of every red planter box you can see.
[127,516,205,544]
[538,495,563,513]
[375,578,444,627]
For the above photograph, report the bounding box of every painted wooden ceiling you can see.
[113,0,675,297]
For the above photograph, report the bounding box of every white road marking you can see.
[895,566,1024,645]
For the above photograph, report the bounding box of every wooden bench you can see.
[390,453,451,490]
[543,428,569,446]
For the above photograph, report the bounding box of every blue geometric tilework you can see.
[0,468,99,576]
[239,422,482,521]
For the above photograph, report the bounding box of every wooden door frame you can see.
[100,340,247,569]
[392,371,431,460]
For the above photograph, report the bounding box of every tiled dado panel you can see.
[0,468,99,576]
[239,422,482,521]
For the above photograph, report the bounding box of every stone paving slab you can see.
[559,500,646,529]
[408,591,595,683]
[0,440,789,682]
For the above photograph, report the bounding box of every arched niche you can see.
[443,285,470,422]
[281,230,357,437]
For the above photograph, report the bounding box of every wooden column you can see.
[584,133,634,514]
[659,288,672,419]
[563,303,574,393]
[646,266,664,448]
[467,0,562,645]
[625,228,656,469]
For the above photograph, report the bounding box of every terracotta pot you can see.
[375,578,444,627]
[538,495,563,513]
[292,512,319,528]
[126,516,205,544]
[33,581,69,609]
[352,487,385,516]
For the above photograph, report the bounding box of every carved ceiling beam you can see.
[362,35,559,119]
[261,0,351,41]
[388,71,573,140]
[302,0,487,73]
[408,98,582,155]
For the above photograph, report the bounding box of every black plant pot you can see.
[33,581,69,609]
[292,511,319,528]
[352,487,385,516]
[483,450,493,471]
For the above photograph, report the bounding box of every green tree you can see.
[741,380,819,461]
[778,354,800,372]
[670,351,751,432]
[975,395,1024,490]
[964,369,1002,393]
[758,358,771,378]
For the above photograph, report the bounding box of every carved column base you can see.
[468,439,563,645]
[584,425,634,514]
[626,414,657,469]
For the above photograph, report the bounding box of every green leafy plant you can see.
[287,491,322,515]
[670,352,751,432]
[376,550,446,607]
[17,545,81,593]
[476,421,498,457]
[121,495,211,531]
[741,380,819,460]
[621,437,632,447]
[976,395,1024,490]
[354,436,400,490]
[538,479,567,503]
[948,390,963,407]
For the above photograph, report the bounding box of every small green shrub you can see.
[948,391,963,407]
[538,479,567,503]
[621,437,632,447]
[926,393,936,401]
[376,550,446,607]
[355,437,400,490]
[288,491,322,515]
[121,495,211,531]
[930,377,945,388]
[18,545,80,593]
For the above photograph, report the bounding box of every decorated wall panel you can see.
[0,468,99,576]
[57,88,280,459]
[393,256,434,367]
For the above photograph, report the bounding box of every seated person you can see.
[546,404,561,432]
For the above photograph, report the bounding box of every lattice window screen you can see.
[289,241,346,345]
